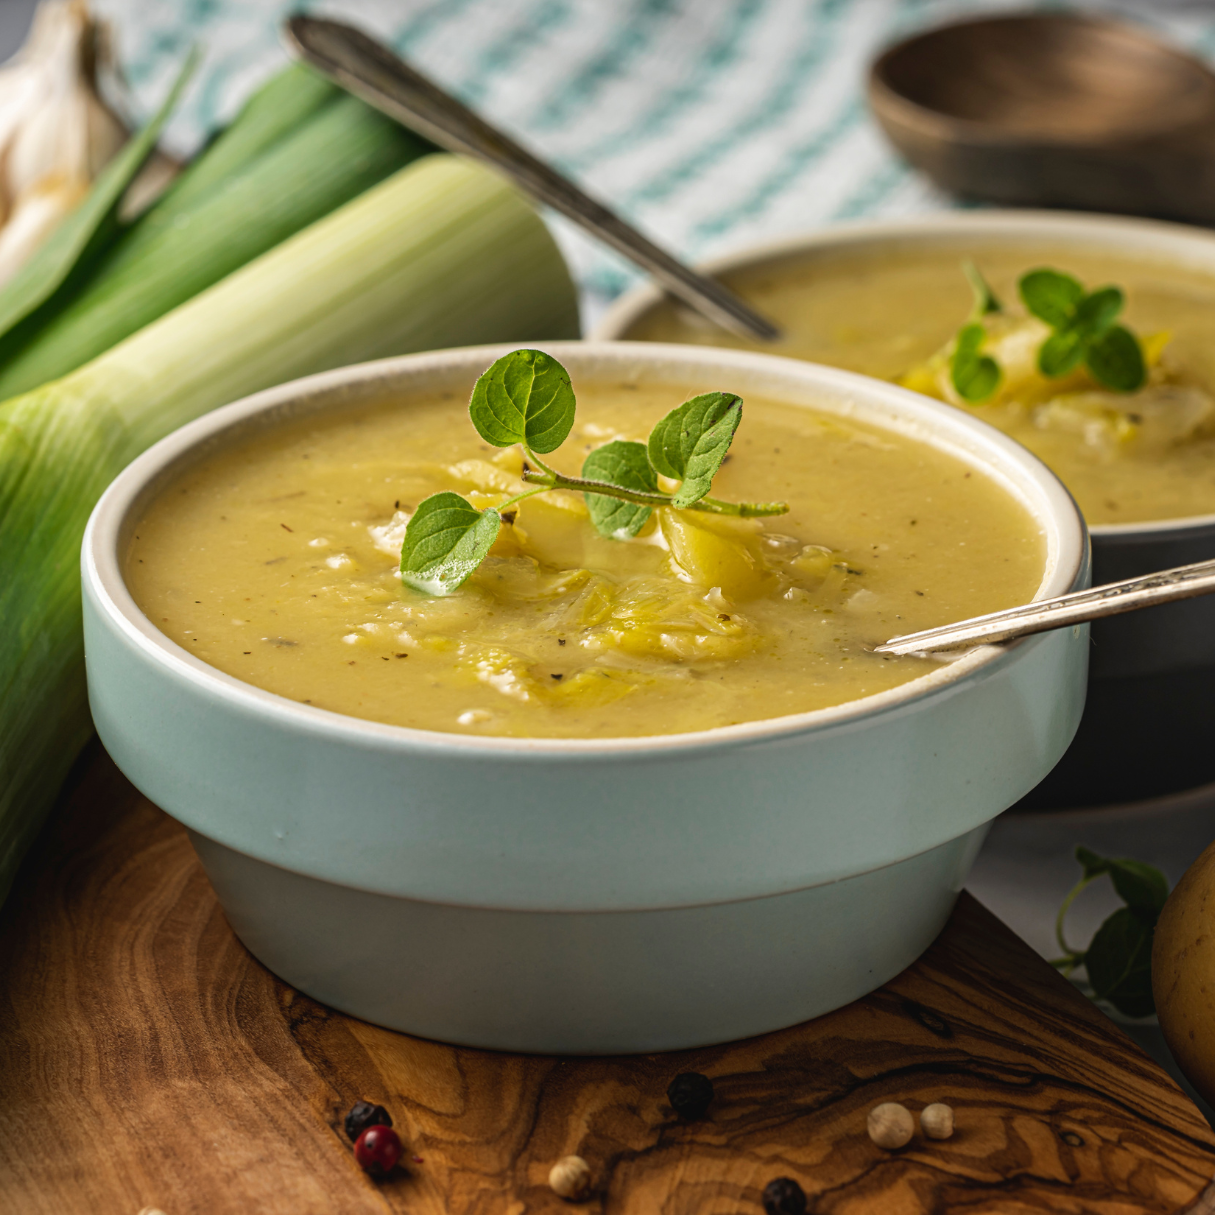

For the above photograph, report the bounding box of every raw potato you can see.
[659,508,771,601]
[1153,839,1215,1104]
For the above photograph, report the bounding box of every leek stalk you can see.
[0,153,579,903]
[0,69,430,399]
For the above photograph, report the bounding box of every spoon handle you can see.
[284,16,781,343]
[876,556,1215,655]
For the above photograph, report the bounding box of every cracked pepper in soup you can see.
[125,377,1045,739]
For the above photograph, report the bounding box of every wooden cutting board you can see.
[1,744,1213,1215]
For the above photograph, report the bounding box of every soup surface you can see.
[126,382,1044,738]
[628,246,1215,526]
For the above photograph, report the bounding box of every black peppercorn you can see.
[345,1100,392,1143]
[666,1071,714,1120]
[762,1176,807,1215]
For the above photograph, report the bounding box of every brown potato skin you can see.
[1153,839,1215,1105]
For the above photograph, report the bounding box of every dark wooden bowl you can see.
[868,13,1215,223]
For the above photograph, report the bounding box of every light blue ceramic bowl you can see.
[82,342,1089,1053]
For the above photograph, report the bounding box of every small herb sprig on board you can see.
[947,264,1147,404]
[398,349,788,596]
[1052,846,1169,1018]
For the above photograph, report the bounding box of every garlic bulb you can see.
[0,0,128,287]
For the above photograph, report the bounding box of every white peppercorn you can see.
[920,1102,954,1140]
[867,1102,914,1149]
[549,1154,592,1200]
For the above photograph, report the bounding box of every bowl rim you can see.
[84,340,1086,759]
[590,208,1215,540]
[867,12,1212,150]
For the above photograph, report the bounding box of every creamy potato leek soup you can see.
[628,248,1215,526]
[126,355,1044,739]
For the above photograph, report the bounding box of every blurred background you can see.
[6,0,1215,326]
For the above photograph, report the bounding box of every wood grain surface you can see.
[2,744,1214,1214]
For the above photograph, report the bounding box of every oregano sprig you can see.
[398,349,788,596]
[945,263,1148,405]
[1019,268,1146,392]
[1051,845,1169,1018]
[949,261,1002,403]
[963,258,1002,318]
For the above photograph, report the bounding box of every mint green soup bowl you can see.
[81,342,1088,1053]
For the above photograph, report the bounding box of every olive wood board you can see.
[2,745,1214,1215]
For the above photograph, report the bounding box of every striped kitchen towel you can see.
[95,0,1215,319]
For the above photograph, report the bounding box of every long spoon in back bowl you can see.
[284,15,780,343]
[877,557,1215,656]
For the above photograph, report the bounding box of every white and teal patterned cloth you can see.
[95,0,1215,321]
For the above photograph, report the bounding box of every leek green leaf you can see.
[0,85,430,399]
[400,492,501,596]
[469,348,575,453]
[949,322,1001,403]
[1086,325,1147,392]
[1019,268,1085,328]
[581,440,656,537]
[149,64,341,218]
[646,391,742,507]
[0,49,197,343]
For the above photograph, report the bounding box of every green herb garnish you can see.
[398,349,788,596]
[1019,268,1146,392]
[949,262,1002,403]
[1052,845,1169,1018]
[963,259,1002,318]
[950,323,1001,403]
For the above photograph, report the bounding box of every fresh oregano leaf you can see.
[468,348,575,453]
[1038,328,1086,378]
[647,391,742,507]
[1085,325,1147,393]
[581,440,657,537]
[963,260,1001,317]
[399,491,501,595]
[1109,861,1169,918]
[1109,863,1169,917]
[1083,906,1156,1018]
[674,404,743,507]
[950,322,1001,403]
[1019,268,1085,329]
[1060,847,1168,1017]
[1072,286,1124,338]
[1075,846,1110,880]
[1074,846,1168,918]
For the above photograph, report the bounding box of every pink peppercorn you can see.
[354,1124,403,1178]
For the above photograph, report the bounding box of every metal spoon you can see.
[284,15,780,342]
[877,557,1215,656]
[869,12,1215,225]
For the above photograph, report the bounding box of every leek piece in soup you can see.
[627,247,1215,526]
[125,383,1044,739]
